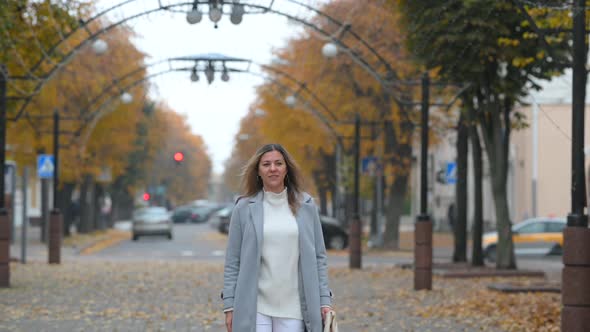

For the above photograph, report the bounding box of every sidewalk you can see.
[9,225,73,262]
[2,224,560,331]
[1,260,559,331]
[9,223,131,263]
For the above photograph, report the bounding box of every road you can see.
[92,222,562,281]
[97,222,414,267]
[95,222,228,261]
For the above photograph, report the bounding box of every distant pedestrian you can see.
[222,143,334,332]
[69,199,81,233]
[448,203,456,232]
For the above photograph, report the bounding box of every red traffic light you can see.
[142,192,151,201]
[173,152,184,163]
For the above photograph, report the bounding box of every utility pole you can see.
[562,0,590,330]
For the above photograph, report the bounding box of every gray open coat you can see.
[222,191,332,332]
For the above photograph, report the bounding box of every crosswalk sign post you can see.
[37,155,55,179]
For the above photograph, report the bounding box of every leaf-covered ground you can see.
[0,262,559,331]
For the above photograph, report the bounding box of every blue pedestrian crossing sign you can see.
[37,154,55,179]
[446,162,457,184]
[362,156,379,176]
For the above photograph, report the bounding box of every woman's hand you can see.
[321,306,332,321]
[225,311,233,332]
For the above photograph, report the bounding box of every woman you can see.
[222,144,333,332]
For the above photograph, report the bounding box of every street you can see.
[94,223,228,262]
[89,222,563,281]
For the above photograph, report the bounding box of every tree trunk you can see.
[469,106,484,266]
[331,186,338,218]
[78,174,95,234]
[94,184,104,231]
[343,192,353,228]
[479,98,516,269]
[111,189,133,221]
[318,186,328,216]
[490,172,516,269]
[454,113,468,262]
[56,182,75,237]
[370,176,378,242]
[382,174,408,250]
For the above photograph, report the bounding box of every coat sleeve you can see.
[222,202,243,311]
[311,201,333,307]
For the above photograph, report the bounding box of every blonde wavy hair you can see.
[240,144,304,214]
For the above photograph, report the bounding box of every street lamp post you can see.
[48,109,63,264]
[53,110,60,209]
[0,64,9,287]
[562,0,590,329]
[414,73,433,290]
[350,113,362,269]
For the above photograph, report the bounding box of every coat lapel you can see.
[295,193,312,234]
[248,191,264,251]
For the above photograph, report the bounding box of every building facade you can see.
[411,71,590,230]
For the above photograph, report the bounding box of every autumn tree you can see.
[398,0,570,268]
[0,1,154,233]
[251,0,433,250]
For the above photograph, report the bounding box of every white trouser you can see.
[256,312,304,332]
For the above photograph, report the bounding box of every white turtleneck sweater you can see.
[257,188,302,320]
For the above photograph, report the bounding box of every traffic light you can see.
[142,192,151,201]
[173,151,184,164]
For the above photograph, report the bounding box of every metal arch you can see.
[284,0,399,82]
[68,66,344,153]
[242,70,344,148]
[25,0,397,82]
[171,55,342,122]
[72,54,344,126]
[10,5,173,121]
[11,0,405,121]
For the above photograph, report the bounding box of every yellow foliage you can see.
[6,15,148,185]
[223,1,459,198]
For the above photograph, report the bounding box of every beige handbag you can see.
[323,310,339,332]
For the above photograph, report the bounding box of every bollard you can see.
[414,215,432,290]
[562,226,590,331]
[0,209,10,287]
[48,209,62,264]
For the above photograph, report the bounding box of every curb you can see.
[77,230,131,255]
[398,262,546,279]
[437,269,545,278]
[487,282,561,293]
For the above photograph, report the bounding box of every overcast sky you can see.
[96,1,302,174]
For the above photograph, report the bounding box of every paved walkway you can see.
[2,260,510,332]
[2,223,560,331]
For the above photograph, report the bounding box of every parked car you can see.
[483,217,566,262]
[320,215,348,250]
[218,212,348,250]
[132,206,173,241]
[209,205,234,233]
[172,205,218,224]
